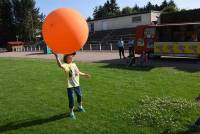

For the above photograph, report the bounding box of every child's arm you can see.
[79,71,91,78]
[53,53,65,69]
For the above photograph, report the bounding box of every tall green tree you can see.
[168,0,176,7]
[109,0,120,15]
[132,4,140,13]
[13,0,42,42]
[162,6,178,14]
[93,0,120,19]
[87,16,92,21]
[154,4,160,10]
[0,0,15,46]
[145,2,154,12]
[122,7,134,15]
[91,0,179,20]
[160,0,168,10]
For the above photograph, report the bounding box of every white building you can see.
[88,11,160,32]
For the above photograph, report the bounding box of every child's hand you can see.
[84,74,91,78]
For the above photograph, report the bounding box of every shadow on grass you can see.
[0,113,67,133]
[95,58,200,73]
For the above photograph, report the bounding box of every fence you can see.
[82,43,130,51]
[12,45,43,52]
[10,43,129,52]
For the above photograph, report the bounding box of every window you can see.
[144,28,156,38]
[196,25,200,41]
[156,25,200,42]
[132,16,141,23]
[197,32,200,41]
[157,27,173,42]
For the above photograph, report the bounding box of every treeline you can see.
[0,0,44,46]
[88,0,179,20]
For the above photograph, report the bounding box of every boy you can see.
[53,52,90,120]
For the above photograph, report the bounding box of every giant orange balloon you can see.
[42,8,89,54]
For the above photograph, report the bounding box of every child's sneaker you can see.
[78,107,86,112]
[67,112,76,120]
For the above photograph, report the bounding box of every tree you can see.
[162,6,178,14]
[98,6,105,18]
[133,4,140,13]
[87,16,92,21]
[154,4,160,11]
[0,0,15,46]
[145,1,154,12]
[168,0,176,7]
[122,7,133,15]
[160,0,168,10]
[13,0,42,42]
[93,6,99,19]
[93,0,120,19]
[110,0,120,15]
[180,9,187,12]
[92,0,180,20]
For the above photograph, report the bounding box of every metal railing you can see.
[10,44,129,52]
[12,45,43,52]
[82,43,129,51]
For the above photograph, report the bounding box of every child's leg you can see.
[67,88,75,113]
[74,87,83,109]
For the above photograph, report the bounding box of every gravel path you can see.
[0,51,124,62]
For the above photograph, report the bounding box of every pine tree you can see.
[110,0,120,14]
[12,0,42,42]
[145,2,154,12]
[122,7,134,15]
[92,0,179,20]
[133,4,140,13]
[87,16,92,21]
[0,0,15,46]
[93,0,120,19]
[93,6,99,19]
[162,6,178,14]
[168,0,176,7]
[160,0,168,10]
[154,4,160,11]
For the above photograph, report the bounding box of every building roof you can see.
[87,10,160,22]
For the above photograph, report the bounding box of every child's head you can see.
[63,52,76,63]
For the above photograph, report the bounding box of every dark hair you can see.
[72,52,76,56]
[63,55,70,63]
[63,52,76,63]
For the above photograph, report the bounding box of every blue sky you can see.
[36,0,200,18]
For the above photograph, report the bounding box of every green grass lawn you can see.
[0,58,200,134]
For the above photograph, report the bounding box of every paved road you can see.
[0,51,125,62]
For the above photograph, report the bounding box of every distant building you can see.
[87,11,161,32]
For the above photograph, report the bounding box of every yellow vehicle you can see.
[135,22,200,58]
